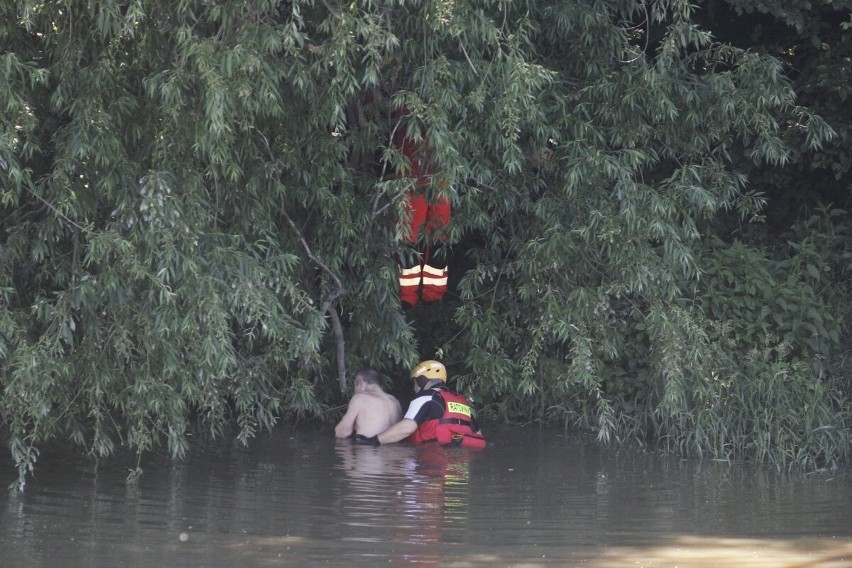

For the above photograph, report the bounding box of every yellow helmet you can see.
[410,360,447,382]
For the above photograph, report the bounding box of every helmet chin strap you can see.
[414,376,430,391]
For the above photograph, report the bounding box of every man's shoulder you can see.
[384,391,403,406]
[352,390,396,403]
[349,392,373,406]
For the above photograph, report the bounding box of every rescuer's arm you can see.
[376,418,418,445]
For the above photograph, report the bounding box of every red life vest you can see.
[410,390,486,449]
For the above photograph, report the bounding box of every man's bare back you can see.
[335,370,402,438]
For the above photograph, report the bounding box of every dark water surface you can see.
[1,424,850,567]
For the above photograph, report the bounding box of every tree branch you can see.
[322,0,342,20]
[328,306,347,393]
[280,210,350,390]
[282,210,345,293]
[263,117,350,387]
[459,39,480,77]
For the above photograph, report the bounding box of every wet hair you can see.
[354,368,381,386]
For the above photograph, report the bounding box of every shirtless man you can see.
[334,368,402,439]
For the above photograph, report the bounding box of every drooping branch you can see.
[370,110,404,222]
[280,210,349,390]
[322,0,342,20]
[281,210,345,293]
[328,308,347,394]
[255,129,348,389]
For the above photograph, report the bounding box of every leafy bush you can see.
[1,0,850,491]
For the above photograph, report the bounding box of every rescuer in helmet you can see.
[356,360,486,449]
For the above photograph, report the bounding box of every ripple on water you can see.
[1,424,851,568]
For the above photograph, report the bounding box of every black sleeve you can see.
[407,391,446,424]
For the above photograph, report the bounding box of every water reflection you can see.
[0,425,850,568]
[334,439,479,564]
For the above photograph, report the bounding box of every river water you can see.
[1,424,850,567]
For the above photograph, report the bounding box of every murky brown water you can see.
[1,424,850,567]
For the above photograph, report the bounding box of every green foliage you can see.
[1,0,850,491]
[451,0,851,468]
[696,234,843,376]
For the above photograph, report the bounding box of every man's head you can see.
[410,360,447,392]
[353,368,382,392]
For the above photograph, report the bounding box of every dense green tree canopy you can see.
[1,0,850,489]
